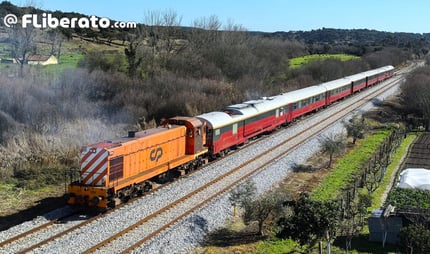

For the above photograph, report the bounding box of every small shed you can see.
[27,55,58,65]
[368,205,402,245]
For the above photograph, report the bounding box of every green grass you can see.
[311,129,391,201]
[289,54,360,69]
[29,53,84,75]
[255,238,299,254]
[0,182,64,216]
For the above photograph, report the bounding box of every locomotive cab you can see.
[162,116,206,155]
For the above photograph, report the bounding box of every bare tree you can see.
[188,15,222,52]
[8,23,36,77]
[45,29,64,60]
[140,9,183,74]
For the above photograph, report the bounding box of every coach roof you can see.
[319,77,351,90]
[196,111,235,129]
[277,85,326,103]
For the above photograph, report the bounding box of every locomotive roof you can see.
[278,85,326,102]
[86,125,183,149]
[319,77,351,90]
[166,116,203,128]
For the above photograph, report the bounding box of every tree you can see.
[229,180,256,208]
[319,133,346,168]
[45,29,64,61]
[277,193,340,252]
[242,188,287,235]
[401,66,430,130]
[400,225,430,254]
[7,20,36,77]
[344,115,368,144]
[339,193,371,253]
[139,9,183,77]
[124,30,144,77]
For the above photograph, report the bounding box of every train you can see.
[66,65,395,209]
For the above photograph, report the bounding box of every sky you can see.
[8,0,430,34]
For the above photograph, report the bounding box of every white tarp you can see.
[397,168,430,190]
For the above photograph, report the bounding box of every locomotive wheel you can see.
[143,182,152,192]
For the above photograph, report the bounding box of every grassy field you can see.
[289,54,360,69]
[0,35,124,75]
[311,129,391,201]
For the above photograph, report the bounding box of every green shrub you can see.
[385,188,430,209]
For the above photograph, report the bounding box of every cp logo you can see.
[150,147,163,162]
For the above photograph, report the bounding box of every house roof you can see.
[27,55,53,61]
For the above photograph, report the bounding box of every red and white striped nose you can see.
[80,147,108,186]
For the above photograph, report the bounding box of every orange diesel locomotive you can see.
[67,117,208,209]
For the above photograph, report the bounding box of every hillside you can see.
[1,1,429,58]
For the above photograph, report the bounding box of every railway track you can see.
[0,208,95,254]
[79,73,406,253]
[0,66,410,254]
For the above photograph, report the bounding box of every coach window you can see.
[232,123,238,134]
[214,129,220,136]
[281,107,287,114]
